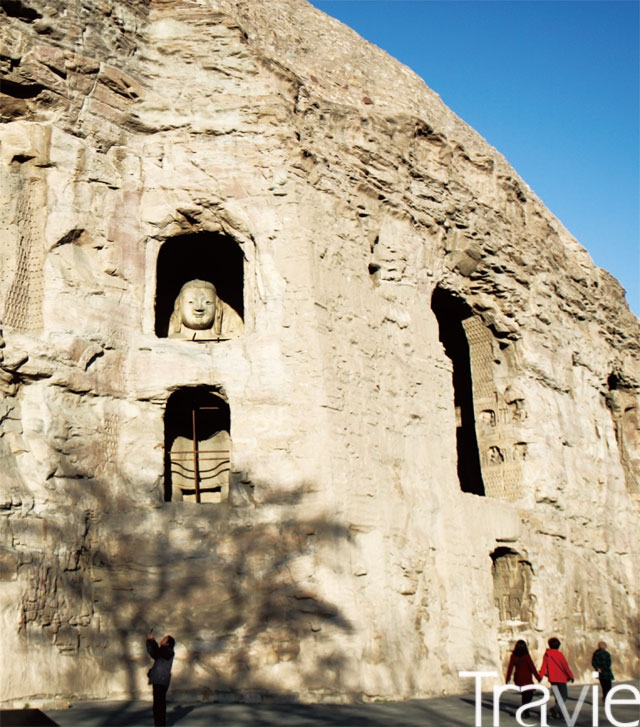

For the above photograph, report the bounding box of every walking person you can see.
[591,641,614,698]
[146,630,176,727]
[506,639,541,706]
[539,637,574,719]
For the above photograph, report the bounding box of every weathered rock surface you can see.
[0,0,638,706]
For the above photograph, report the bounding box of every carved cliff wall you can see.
[0,0,638,705]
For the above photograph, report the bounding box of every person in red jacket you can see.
[539,637,574,718]
[506,640,541,705]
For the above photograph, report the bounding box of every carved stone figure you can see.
[487,445,504,464]
[492,550,534,624]
[169,429,230,503]
[168,279,243,341]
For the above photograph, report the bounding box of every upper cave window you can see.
[164,388,231,503]
[155,233,244,340]
[431,286,485,496]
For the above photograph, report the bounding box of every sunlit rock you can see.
[0,0,638,707]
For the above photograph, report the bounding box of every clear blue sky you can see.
[310,0,640,316]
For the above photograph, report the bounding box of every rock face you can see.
[0,0,638,706]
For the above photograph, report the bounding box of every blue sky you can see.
[310,0,640,316]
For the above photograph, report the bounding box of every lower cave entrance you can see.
[164,388,230,503]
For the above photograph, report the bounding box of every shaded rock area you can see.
[0,0,638,707]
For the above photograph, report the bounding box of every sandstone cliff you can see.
[0,0,638,705]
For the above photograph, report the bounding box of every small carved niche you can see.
[164,388,231,503]
[487,445,504,464]
[479,409,496,428]
[513,442,528,461]
[490,547,535,625]
[155,232,244,339]
[368,235,381,285]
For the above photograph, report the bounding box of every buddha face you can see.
[179,283,217,330]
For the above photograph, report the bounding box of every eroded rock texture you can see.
[0,0,638,705]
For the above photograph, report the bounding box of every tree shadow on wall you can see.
[10,478,354,702]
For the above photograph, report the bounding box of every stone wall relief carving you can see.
[1,153,47,333]
[513,442,528,461]
[461,314,530,502]
[481,441,529,468]
[486,446,504,465]
[491,548,536,627]
[504,385,528,422]
[431,286,533,501]
[478,409,496,428]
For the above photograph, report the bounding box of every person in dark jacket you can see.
[539,637,574,719]
[591,641,614,698]
[146,630,176,727]
[505,639,541,705]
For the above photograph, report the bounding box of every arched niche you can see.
[155,232,244,338]
[490,547,535,626]
[431,286,485,496]
[164,387,231,503]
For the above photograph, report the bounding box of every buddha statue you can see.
[168,279,243,341]
[169,429,230,503]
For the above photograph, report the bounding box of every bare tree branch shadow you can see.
[5,473,354,705]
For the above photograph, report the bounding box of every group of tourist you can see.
[144,630,616,726]
[505,637,615,718]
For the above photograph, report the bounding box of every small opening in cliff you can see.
[0,0,42,22]
[164,387,230,504]
[431,286,485,496]
[368,235,382,286]
[155,232,244,338]
[0,78,44,99]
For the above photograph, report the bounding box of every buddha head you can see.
[169,279,218,334]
